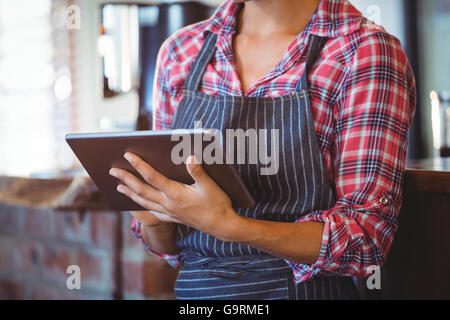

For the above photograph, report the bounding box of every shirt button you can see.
[379,196,389,206]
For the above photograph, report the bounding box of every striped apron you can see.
[171,32,360,300]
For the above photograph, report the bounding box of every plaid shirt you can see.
[131,0,416,283]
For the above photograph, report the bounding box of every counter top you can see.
[0,175,108,210]
[404,158,450,193]
[0,158,449,210]
[406,157,450,171]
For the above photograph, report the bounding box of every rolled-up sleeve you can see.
[130,218,180,268]
[288,31,416,282]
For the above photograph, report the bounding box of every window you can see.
[0,0,72,176]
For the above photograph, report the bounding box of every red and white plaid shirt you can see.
[132,0,416,283]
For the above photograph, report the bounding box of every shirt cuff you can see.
[286,207,366,281]
[311,208,365,268]
[130,218,180,269]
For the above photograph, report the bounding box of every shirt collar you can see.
[204,0,363,39]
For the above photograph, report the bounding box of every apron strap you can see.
[184,32,218,92]
[296,35,329,91]
[185,32,327,93]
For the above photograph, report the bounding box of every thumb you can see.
[186,155,209,185]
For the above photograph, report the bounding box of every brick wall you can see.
[0,203,178,300]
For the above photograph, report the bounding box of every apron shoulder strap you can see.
[296,35,329,91]
[185,32,326,92]
[185,32,218,91]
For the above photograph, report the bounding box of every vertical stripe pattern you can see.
[171,33,358,300]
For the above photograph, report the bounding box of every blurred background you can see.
[0,0,449,300]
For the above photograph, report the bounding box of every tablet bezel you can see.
[65,129,255,211]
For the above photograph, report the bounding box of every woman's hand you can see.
[109,152,241,241]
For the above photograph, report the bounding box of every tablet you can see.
[65,129,255,211]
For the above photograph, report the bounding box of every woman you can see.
[109,0,416,299]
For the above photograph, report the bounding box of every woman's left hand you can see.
[109,152,241,241]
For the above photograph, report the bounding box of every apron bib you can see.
[171,33,359,300]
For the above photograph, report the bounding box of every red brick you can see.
[54,210,91,243]
[31,287,57,300]
[121,260,145,294]
[0,204,25,234]
[76,250,109,284]
[24,208,55,238]
[42,245,73,280]
[12,240,42,274]
[90,211,118,249]
[55,289,84,300]
[0,239,12,271]
[0,280,24,300]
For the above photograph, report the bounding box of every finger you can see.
[117,184,168,213]
[186,155,212,185]
[110,168,163,203]
[124,152,176,193]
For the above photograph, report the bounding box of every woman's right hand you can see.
[129,210,180,227]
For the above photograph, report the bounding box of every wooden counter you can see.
[0,174,108,210]
[379,158,450,299]
[404,158,450,193]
